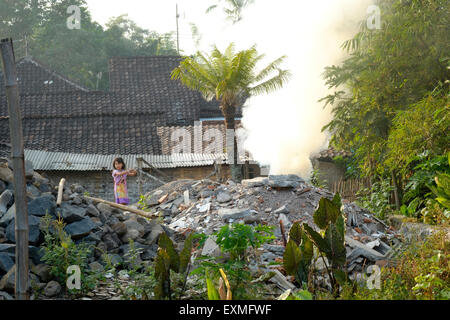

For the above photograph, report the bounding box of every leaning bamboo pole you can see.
[1,38,29,300]
[83,195,158,220]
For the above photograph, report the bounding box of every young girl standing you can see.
[112,157,137,205]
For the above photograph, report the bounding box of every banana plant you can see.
[154,232,194,299]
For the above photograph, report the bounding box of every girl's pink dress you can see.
[112,169,129,205]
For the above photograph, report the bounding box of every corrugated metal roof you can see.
[24,149,230,171]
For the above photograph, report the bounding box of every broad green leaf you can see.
[179,233,194,274]
[158,232,180,273]
[283,240,302,276]
[314,197,340,229]
[206,271,220,300]
[288,221,303,246]
[154,248,171,299]
[325,224,346,268]
[304,224,330,255]
[300,232,313,263]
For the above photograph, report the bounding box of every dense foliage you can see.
[0,0,177,90]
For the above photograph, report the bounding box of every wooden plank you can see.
[83,195,158,220]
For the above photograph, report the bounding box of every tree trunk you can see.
[391,170,400,210]
[222,103,242,182]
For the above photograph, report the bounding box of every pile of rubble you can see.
[0,157,402,299]
[141,174,401,292]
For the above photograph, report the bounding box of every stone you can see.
[28,195,56,217]
[64,217,96,239]
[86,204,100,217]
[44,280,61,297]
[0,165,13,184]
[0,291,13,300]
[61,203,86,223]
[243,215,262,224]
[218,208,251,221]
[241,177,268,188]
[29,246,44,265]
[269,269,296,291]
[0,180,6,194]
[0,253,14,274]
[111,222,127,236]
[6,215,42,245]
[119,242,147,257]
[89,261,104,272]
[267,174,304,188]
[199,190,214,198]
[103,234,120,251]
[345,236,385,262]
[27,184,41,198]
[217,192,232,203]
[124,218,145,237]
[24,160,35,179]
[0,204,15,228]
[144,222,165,246]
[109,254,123,266]
[263,244,285,256]
[201,237,222,257]
[274,205,290,215]
[97,203,113,215]
[0,190,13,215]
[71,183,85,194]
[0,265,15,293]
[31,264,52,282]
[121,229,140,243]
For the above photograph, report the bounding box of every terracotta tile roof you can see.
[311,147,352,160]
[0,56,89,94]
[0,56,245,159]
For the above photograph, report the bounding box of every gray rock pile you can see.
[0,157,401,299]
[0,159,168,299]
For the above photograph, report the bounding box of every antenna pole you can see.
[176,4,180,54]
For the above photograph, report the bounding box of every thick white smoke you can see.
[192,0,375,178]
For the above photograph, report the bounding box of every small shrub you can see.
[39,214,101,296]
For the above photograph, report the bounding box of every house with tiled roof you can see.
[309,147,353,189]
[0,55,256,202]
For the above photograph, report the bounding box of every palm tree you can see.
[171,43,291,181]
[206,0,255,24]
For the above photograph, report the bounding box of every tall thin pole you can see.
[176,4,180,54]
[0,38,29,300]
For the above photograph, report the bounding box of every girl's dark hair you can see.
[113,157,126,170]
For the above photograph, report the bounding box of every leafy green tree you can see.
[1,0,178,90]
[321,0,449,207]
[171,43,291,181]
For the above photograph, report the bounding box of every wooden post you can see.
[56,178,66,207]
[1,38,29,300]
[137,157,143,196]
